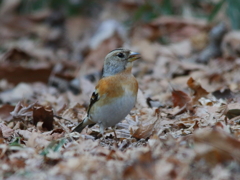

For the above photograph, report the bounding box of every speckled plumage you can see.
[73,48,140,134]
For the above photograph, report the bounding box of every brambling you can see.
[73,48,140,135]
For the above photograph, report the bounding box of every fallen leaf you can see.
[50,129,64,135]
[33,105,54,131]
[129,117,157,139]
[194,128,240,164]
[0,48,53,84]
[24,131,51,150]
[187,77,209,104]
[0,123,14,138]
[61,102,86,124]
[0,104,15,121]
[10,101,35,120]
[172,89,191,108]
[123,150,155,179]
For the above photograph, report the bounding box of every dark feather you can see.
[72,121,85,132]
[72,118,96,133]
[87,91,99,115]
[73,91,99,133]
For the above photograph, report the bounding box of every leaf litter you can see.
[0,1,240,180]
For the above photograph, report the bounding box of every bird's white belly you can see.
[91,94,136,128]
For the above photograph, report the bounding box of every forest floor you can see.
[0,1,240,180]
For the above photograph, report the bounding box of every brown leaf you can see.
[2,47,31,62]
[0,123,14,138]
[187,77,208,104]
[50,128,64,135]
[0,63,52,85]
[24,131,51,150]
[194,128,240,164]
[127,108,158,139]
[61,103,86,123]
[0,48,52,84]
[123,150,155,179]
[8,158,26,169]
[172,89,191,108]
[129,117,157,139]
[150,16,208,42]
[0,104,15,121]
[33,105,54,131]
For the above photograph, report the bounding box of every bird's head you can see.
[102,48,140,77]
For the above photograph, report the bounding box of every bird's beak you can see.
[128,51,141,62]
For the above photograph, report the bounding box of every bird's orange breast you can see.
[96,67,138,105]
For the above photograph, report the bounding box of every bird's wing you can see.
[73,89,99,133]
[87,90,100,115]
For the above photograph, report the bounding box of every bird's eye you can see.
[117,53,124,58]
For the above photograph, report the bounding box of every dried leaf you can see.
[129,118,157,139]
[172,89,191,108]
[187,77,209,104]
[123,150,155,179]
[25,131,51,150]
[10,101,35,119]
[33,105,54,131]
[0,123,14,138]
[0,48,52,85]
[194,128,240,161]
[0,104,15,121]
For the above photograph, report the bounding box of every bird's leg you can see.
[99,123,105,138]
[102,127,118,139]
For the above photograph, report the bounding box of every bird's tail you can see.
[72,117,95,133]
[72,121,86,133]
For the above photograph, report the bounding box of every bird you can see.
[72,48,140,136]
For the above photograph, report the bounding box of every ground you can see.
[0,1,240,180]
